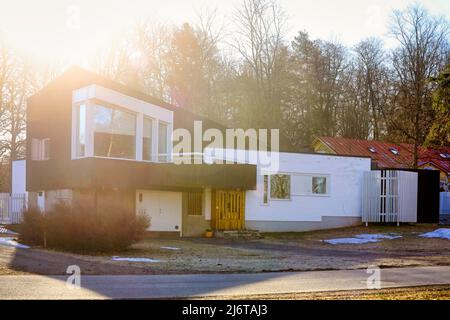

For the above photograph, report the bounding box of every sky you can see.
[0,0,448,66]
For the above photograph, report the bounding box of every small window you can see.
[263,175,269,204]
[270,174,291,200]
[312,176,327,194]
[31,138,50,161]
[187,192,203,216]
[42,139,50,160]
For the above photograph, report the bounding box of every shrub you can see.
[19,203,150,253]
[19,208,46,246]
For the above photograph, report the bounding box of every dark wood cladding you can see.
[26,67,256,192]
[28,157,256,191]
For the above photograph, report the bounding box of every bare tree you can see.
[0,40,33,191]
[387,4,449,167]
[353,38,390,140]
[231,0,288,129]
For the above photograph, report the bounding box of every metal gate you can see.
[0,193,27,224]
[362,170,417,224]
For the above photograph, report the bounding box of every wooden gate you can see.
[212,190,245,230]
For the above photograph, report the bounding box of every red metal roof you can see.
[317,137,450,173]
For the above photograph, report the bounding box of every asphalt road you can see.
[1,266,450,299]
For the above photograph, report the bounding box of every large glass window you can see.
[76,104,86,157]
[143,117,153,161]
[270,174,291,200]
[158,121,168,162]
[93,105,136,159]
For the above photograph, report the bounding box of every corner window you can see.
[270,174,291,200]
[312,176,327,194]
[93,105,136,159]
[143,117,153,161]
[158,121,168,162]
[75,104,86,157]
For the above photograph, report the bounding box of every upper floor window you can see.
[158,121,168,162]
[93,105,136,159]
[75,104,86,157]
[143,117,154,161]
[32,138,50,161]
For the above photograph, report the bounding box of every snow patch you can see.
[0,237,29,249]
[111,256,162,263]
[0,226,18,235]
[324,233,402,245]
[419,228,450,240]
[324,237,379,244]
[160,246,180,251]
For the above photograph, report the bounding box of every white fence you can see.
[441,192,450,215]
[0,193,27,224]
[362,170,418,224]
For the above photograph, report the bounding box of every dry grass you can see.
[201,285,450,300]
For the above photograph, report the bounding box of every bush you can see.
[19,208,46,246]
[19,203,150,252]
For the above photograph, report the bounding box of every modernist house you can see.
[313,136,450,191]
[26,67,373,236]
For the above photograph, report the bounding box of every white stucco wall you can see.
[245,152,371,222]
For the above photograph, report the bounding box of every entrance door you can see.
[212,190,245,230]
[136,190,182,232]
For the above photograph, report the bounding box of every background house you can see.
[312,137,450,191]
